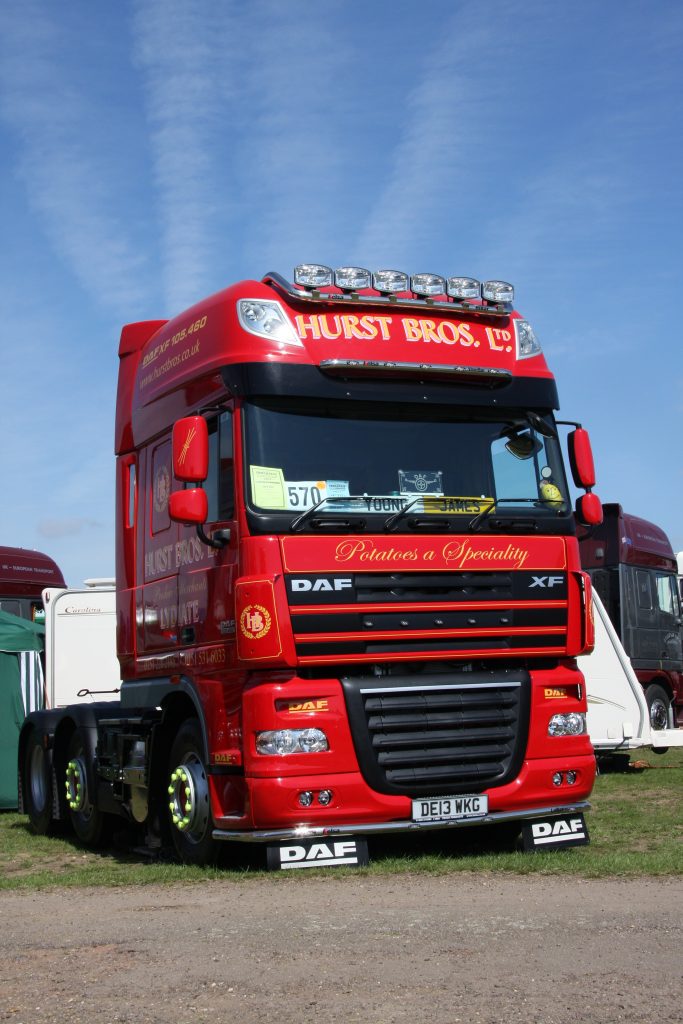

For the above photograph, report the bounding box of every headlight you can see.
[237,299,301,345]
[515,318,542,359]
[256,728,329,755]
[548,713,586,737]
[483,280,514,303]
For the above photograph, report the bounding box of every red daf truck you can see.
[579,504,683,734]
[0,546,65,624]
[19,265,602,867]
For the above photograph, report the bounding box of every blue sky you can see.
[0,0,681,586]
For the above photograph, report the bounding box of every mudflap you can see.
[522,813,589,852]
[266,837,370,871]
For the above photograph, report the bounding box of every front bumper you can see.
[212,800,591,843]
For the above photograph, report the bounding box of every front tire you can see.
[167,719,218,865]
[646,684,672,754]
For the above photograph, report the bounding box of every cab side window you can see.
[205,411,234,522]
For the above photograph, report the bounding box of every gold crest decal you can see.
[240,604,272,640]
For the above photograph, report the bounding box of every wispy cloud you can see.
[131,0,244,313]
[354,8,519,270]
[0,1,151,316]
[38,518,102,540]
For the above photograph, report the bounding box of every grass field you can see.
[1,748,681,889]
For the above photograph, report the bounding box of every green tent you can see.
[0,610,45,809]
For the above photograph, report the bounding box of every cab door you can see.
[176,409,238,657]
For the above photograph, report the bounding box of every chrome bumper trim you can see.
[212,801,591,844]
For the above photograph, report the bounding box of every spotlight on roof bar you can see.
[411,273,446,297]
[294,264,333,288]
[482,280,514,304]
[373,269,409,293]
[447,277,481,300]
[335,266,372,290]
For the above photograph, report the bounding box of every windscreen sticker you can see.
[422,496,494,514]
[250,466,287,509]
[398,470,444,496]
[285,479,350,511]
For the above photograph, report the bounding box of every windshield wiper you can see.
[468,497,549,532]
[383,497,438,533]
[289,495,368,532]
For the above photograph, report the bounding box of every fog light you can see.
[373,269,409,293]
[411,273,446,297]
[552,772,563,786]
[447,277,481,300]
[548,713,586,737]
[298,791,314,807]
[482,280,514,304]
[318,789,333,806]
[566,770,577,785]
[294,264,333,288]
[335,266,371,290]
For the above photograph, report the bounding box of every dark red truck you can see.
[0,546,65,624]
[580,504,683,732]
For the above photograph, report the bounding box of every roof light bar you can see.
[447,277,481,300]
[373,270,409,293]
[482,280,514,303]
[335,266,372,290]
[411,273,446,297]
[294,264,333,289]
[287,267,516,307]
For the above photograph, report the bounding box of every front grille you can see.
[286,570,568,664]
[341,670,530,796]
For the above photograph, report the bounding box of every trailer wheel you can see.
[23,729,53,835]
[65,729,107,846]
[646,684,672,754]
[167,719,218,865]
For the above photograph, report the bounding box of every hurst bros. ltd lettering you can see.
[295,314,495,350]
[145,536,213,580]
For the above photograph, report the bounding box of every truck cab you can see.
[20,265,602,864]
[579,504,683,732]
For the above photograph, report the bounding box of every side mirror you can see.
[172,416,209,482]
[169,488,208,525]
[575,492,603,526]
[567,428,596,489]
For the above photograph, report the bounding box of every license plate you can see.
[412,794,488,822]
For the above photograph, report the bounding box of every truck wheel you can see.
[167,719,218,865]
[646,684,672,754]
[65,729,107,846]
[23,729,53,835]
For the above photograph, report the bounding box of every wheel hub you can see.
[167,758,209,838]
[65,758,87,812]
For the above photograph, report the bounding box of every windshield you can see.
[243,398,571,533]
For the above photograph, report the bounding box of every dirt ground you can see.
[1,874,681,1024]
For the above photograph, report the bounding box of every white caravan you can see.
[582,590,683,752]
[41,579,120,707]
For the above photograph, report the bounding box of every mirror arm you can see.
[196,523,229,550]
